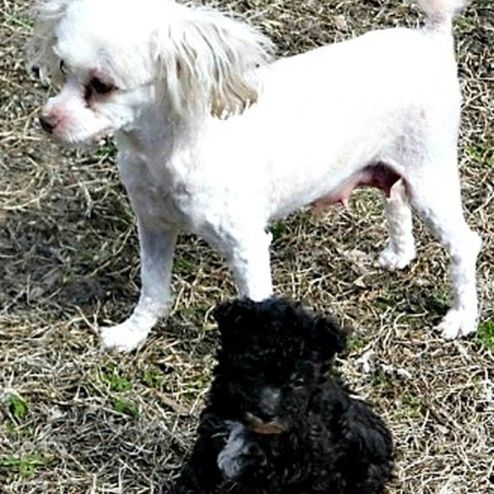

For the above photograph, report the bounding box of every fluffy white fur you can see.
[27,0,481,351]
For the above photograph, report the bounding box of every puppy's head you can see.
[212,298,347,434]
[27,0,273,145]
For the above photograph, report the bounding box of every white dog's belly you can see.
[310,163,402,210]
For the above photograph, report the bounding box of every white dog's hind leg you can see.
[100,224,178,351]
[379,180,416,271]
[409,167,481,339]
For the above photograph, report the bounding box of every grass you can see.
[478,320,494,352]
[466,143,494,168]
[112,398,140,419]
[101,366,133,392]
[142,367,167,389]
[5,394,29,423]
[1,0,493,493]
[399,394,422,418]
[0,453,50,479]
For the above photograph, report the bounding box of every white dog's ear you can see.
[152,6,274,119]
[26,0,72,85]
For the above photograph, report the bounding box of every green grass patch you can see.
[372,371,395,395]
[101,366,132,392]
[5,393,28,422]
[466,143,494,168]
[347,335,370,353]
[374,295,395,309]
[5,423,34,439]
[478,320,494,352]
[270,222,288,243]
[453,15,477,31]
[174,256,198,276]
[112,398,140,419]
[424,294,450,314]
[400,395,422,417]
[0,453,49,478]
[142,367,167,389]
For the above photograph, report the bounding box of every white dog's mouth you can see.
[44,124,114,147]
[244,412,288,435]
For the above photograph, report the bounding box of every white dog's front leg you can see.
[227,230,273,301]
[101,224,178,352]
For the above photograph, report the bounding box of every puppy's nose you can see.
[259,387,281,419]
[256,410,277,423]
[39,115,57,134]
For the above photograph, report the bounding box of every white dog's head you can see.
[27,0,273,145]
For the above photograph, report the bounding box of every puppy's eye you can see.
[59,60,67,75]
[89,77,115,95]
[291,374,305,387]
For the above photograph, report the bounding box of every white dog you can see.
[28,0,481,351]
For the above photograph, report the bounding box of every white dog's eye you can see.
[89,77,115,95]
[59,60,67,75]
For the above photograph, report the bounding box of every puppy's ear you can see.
[313,315,347,361]
[152,6,274,119]
[213,298,257,343]
[26,0,71,85]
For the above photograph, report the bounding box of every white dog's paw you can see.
[436,309,477,340]
[100,322,150,352]
[378,245,416,271]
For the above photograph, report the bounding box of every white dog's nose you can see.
[39,114,57,133]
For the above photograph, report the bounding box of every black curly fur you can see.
[167,298,393,494]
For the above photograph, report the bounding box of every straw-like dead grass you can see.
[0,0,493,493]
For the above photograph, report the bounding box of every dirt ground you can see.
[0,0,493,493]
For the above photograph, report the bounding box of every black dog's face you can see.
[221,343,323,433]
[212,298,346,435]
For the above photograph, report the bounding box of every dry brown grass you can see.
[1,0,493,493]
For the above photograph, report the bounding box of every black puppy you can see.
[168,298,393,494]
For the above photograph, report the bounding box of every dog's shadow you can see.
[0,194,133,317]
[0,178,235,335]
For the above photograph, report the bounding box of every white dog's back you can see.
[198,24,460,221]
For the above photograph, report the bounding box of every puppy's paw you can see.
[436,309,477,340]
[100,322,150,352]
[378,244,415,271]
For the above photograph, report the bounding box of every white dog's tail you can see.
[413,0,468,30]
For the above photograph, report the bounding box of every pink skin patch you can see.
[311,164,402,210]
